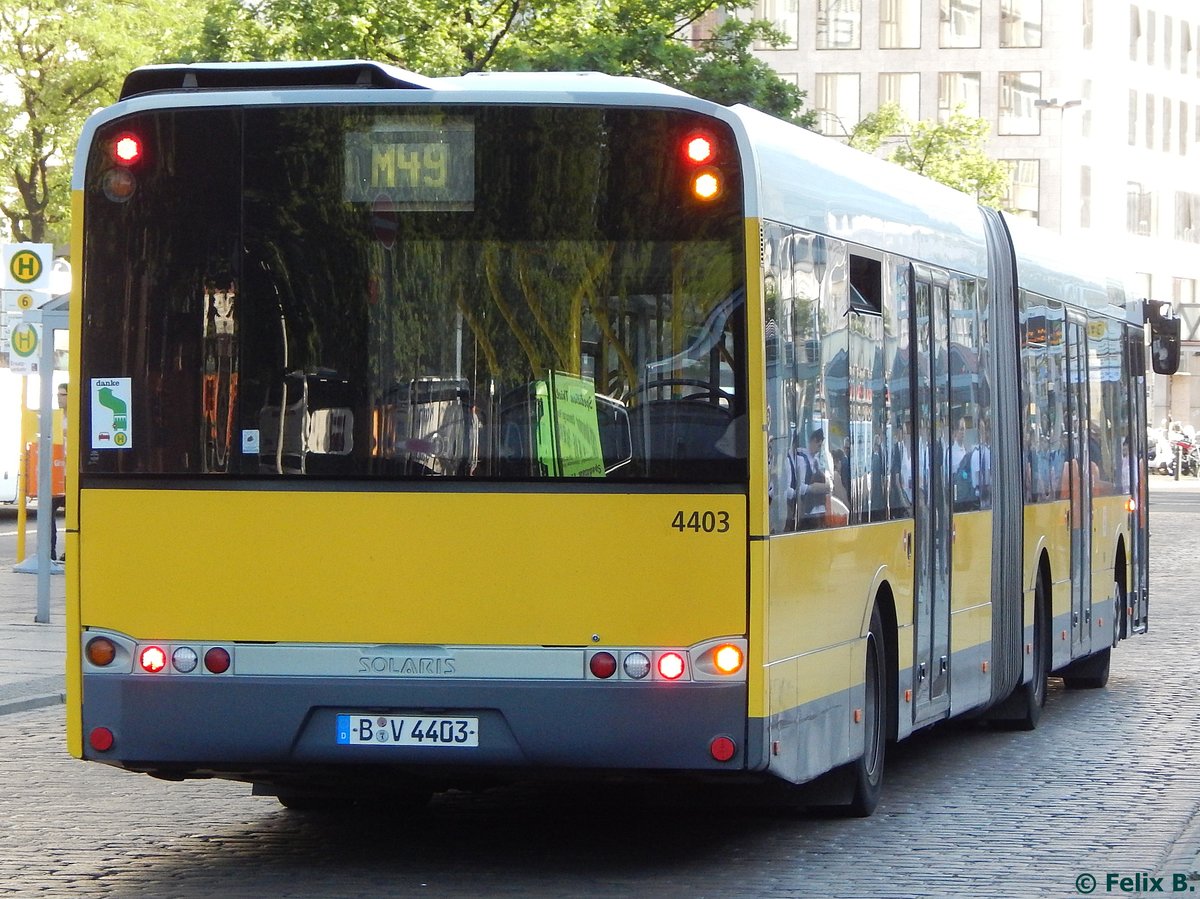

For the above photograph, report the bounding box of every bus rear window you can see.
[80,105,747,483]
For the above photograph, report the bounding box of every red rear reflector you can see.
[204,647,231,674]
[114,134,142,164]
[89,727,114,752]
[710,736,736,762]
[139,646,167,673]
[589,651,617,679]
[657,652,685,680]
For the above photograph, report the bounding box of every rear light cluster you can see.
[586,640,745,682]
[102,130,143,203]
[85,635,232,675]
[680,129,725,202]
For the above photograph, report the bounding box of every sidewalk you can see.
[0,506,66,716]
[0,476,1196,718]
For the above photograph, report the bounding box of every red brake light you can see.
[657,651,686,680]
[139,645,167,673]
[113,134,142,164]
[683,132,716,164]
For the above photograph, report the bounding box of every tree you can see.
[847,103,1009,207]
[0,0,203,243]
[176,1,814,122]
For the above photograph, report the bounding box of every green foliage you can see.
[175,1,813,121]
[848,103,1009,207]
[1,0,813,243]
[0,0,206,242]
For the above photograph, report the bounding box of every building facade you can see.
[722,0,1200,426]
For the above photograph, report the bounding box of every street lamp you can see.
[1034,98,1084,233]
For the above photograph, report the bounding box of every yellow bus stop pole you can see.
[15,375,28,563]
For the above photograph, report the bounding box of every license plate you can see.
[335,714,479,747]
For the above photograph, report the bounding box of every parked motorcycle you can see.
[1169,433,1200,477]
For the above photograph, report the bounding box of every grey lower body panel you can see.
[81,675,749,776]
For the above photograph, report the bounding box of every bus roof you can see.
[1001,213,1131,320]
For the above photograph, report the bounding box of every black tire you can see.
[1018,579,1050,729]
[988,575,1048,730]
[1112,575,1127,647]
[846,607,887,817]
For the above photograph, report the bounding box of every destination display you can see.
[344,118,475,211]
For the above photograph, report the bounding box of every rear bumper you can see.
[80,675,749,775]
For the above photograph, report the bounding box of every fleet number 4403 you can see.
[671,510,731,533]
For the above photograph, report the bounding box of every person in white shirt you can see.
[792,428,830,529]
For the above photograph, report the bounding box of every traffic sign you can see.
[9,320,41,373]
[2,289,46,312]
[2,243,52,291]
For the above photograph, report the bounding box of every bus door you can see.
[1065,315,1093,656]
[911,266,952,722]
[1127,330,1149,633]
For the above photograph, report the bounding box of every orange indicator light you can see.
[714,644,744,674]
[692,170,721,200]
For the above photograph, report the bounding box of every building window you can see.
[815,73,861,135]
[1175,278,1197,302]
[940,0,980,49]
[1146,92,1155,149]
[1181,101,1190,156]
[938,72,981,120]
[1000,0,1042,48]
[1129,91,1138,145]
[1127,183,1156,236]
[1176,193,1200,243]
[1183,21,1193,75]
[1083,0,1094,49]
[879,73,920,120]
[1163,97,1173,153]
[1130,6,1141,62]
[1165,16,1174,70]
[756,0,800,50]
[999,72,1041,135]
[1147,10,1157,66]
[1002,159,1040,221]
[817,0,862,50]
[1080,165,1091,229]
[880,0,920,48]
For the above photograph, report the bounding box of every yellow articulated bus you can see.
[67,61,1180,815]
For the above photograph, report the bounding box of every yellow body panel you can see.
[765,520,913,714]
[79,489,748,648]
[66,191,83,758]
[950,511,992,613]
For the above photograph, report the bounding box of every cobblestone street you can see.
[0,481,1198,898]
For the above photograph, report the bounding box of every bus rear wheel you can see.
[846,607,887,817]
